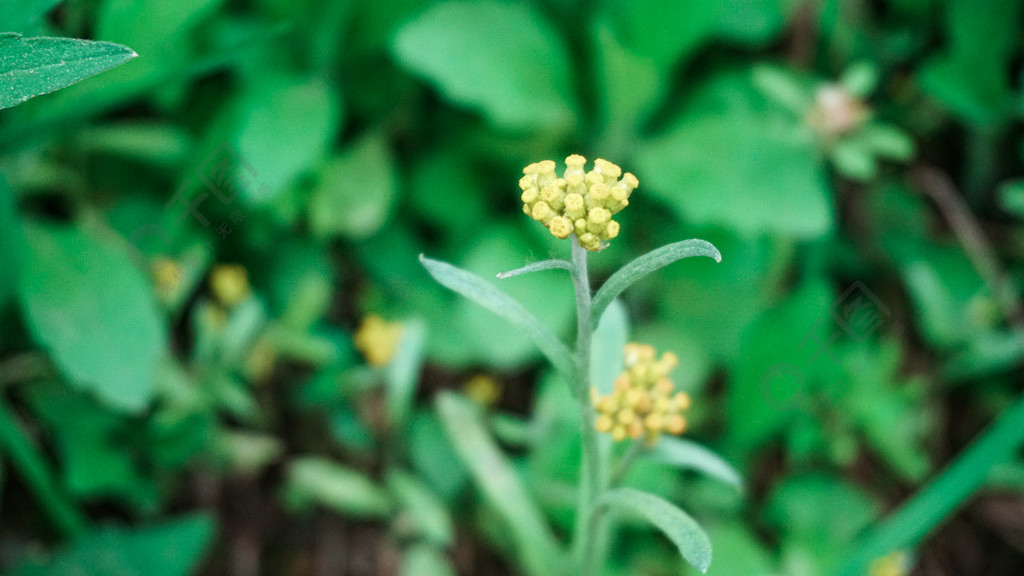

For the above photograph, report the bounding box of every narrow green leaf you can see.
[647,437,744,492]
[599,488,712,572]
[591,299,629,395]
[496,259,572,279]
[591,240,721,326]
[385,319,427,429]
[420,255,575,381]
[435,393,563,576]
[0,33,136,110]
[18,222,166,413]
[283,456,392,518]
[839,391,1024,576]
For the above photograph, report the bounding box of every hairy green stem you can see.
[610,438,646,487]
[0,396,86,537]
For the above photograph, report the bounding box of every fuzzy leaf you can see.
[648,437,744,492]
[600,488,712,572]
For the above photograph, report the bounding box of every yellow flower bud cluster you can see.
[592,343,690,445]
[519,155,638,251]
[209,263,251,308]
[354,315,404,367]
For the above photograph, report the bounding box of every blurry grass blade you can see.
[591,240,721,326]
[11,513,214,576]
[0,33,136,110]
[385,319,427,429]
[599,488,712,573]
[648,437,744,492]
[435,393,563,576]
[838,391,1024,576]
[496,259,572,279]
[420,255,575,381]
[283,456,393,518]
[400,543,456,576]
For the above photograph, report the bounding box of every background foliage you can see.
[2,0,1024,574]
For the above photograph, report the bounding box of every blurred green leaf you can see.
[392,0,575,130]
[0,0,60,33]
[436,392,563,576]
[590,299,629,395]
[399,543,455,576]
[591,239,721,326]
[419,254,575,381]
[310,133,397,239]
[638,72,832,238]
[408,409,467,499]
[599,487,712,573]
[283,456,393,518]
[0,33,136,110]
[18,222,166,413]
[234,75,340,204]
[12,513,214,576]
[388,470,453,546]
[385,318,427,429]
[998,180,1024,219]
[704,522,774,576]
[0,181,23,308]
[648,438,744,492]
[96,0,222,57]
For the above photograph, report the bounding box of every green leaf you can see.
[392,0,575,130]
[638,71,831,238]
[0,180,23,309]
[591,299,629,395]
[233,75,340,204]
[591,239,721,326]
[400,543,456,576]
[310,133,397,239]
[0,33,136,110]
[839,391,1024,576]
[18,222,166,413]
[283,456,393,518]
[12,513,215,576]
[998,180,1024,219]
[599,487,712,573]
[435,393,563,576]
[648,437,744,492]
[385,318,427,428]
[0,0,60,33]
[831,138,878,181]
[496,259,573,279]
[420,254,575,382]
[388,470,453,546]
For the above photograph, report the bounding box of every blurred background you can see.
[1,0,1024,574]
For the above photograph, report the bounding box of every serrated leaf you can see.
[283,456,392,518]
[435,393,562,576]
[648,437,743,492]
[600,488,712,572]
[18,222,166,413]
[0,33,136,110]
[392,0,575,130]
[11,514,214,576]
[591,239,721,326]
[420,254,575,382]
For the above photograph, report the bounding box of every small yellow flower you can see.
[519,155,638,251]
[354,315,404,367]
[152,257,183,298]
[464,374,502,407]
[592,343,690,445]
[869,551,911,576]
[209,263,251,308]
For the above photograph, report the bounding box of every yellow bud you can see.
[656,378,674,395]
[617,409,636,425]
[586,183,609,208]
[596,414,614,433]
[564,193,585,219]
[628,420,644,439]
[574,218,588,235]
[604,220,620,239]
[666,414,686,435]
[521,188,539,203]
[624,388,643,407]
[613,374,631,392]
[566,173,587,195]
[565,154,586,168]
[531,201,552,223]
[654,395,672,414]
[611,425,627,442]
[355,315,404,367]
[674,391,691,410]
[588,207,611,224]
[210,263,251,307]
[635,391,651,412]
[578,232,601,251]
[523,162,539,175]
[519,175,535,190]
[596,396,617,414]
[594,158,622,180]
[644,413,663,431]
[549,215,572,239]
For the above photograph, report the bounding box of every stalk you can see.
[570,236,601,575]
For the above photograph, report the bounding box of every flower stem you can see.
[570,236,602,576]
[610,438,646,487]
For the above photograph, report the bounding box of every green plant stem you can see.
[610,438,646,487]
[0,395,86,537]
[569,236,602,576]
